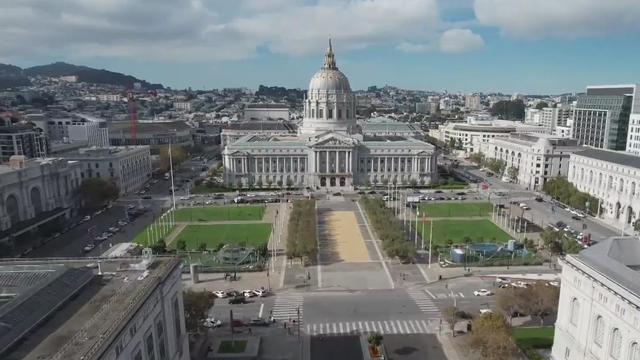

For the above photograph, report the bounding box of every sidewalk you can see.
[436,334,463,360]
[419,262,556,283]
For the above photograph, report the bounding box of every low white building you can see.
[551,237,640,360]
[433,119,550,154]
[97,94,123,102]
[568,148,640,226]
[479,133,582,190]
[63,146,152,195]
[525,108,542,124]
[173,101,192,111]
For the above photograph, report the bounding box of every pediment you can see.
[310,133,356,147]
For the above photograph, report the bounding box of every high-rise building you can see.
[465,94,482,111]
[540,105,572,131]
[572,84,637,150]
[0,124,48,162]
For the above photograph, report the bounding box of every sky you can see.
[1,0,640,94]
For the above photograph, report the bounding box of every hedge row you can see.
[360,196,416,260]
[286,200,317,263]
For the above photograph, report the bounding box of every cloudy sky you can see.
[2,0,640,93]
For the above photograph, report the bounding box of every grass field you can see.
[418,202,493,218]
[417,219,510,246]
[513,327,555,349]
[174,205,265,222]
[171,224,272,250]
[218,340,247,353]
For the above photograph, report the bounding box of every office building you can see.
[465,94,482,111]
[551,237,640,360]
[0,125,48,163]
[63,146,152,195]
[109,121,193,150]
[572,84,638,150]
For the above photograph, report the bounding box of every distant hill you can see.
[24,62,164,89]
[0,64,31,89]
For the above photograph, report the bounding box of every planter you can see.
[369,345,383,359]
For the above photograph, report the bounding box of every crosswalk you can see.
[304,319,438,336]
[407,289,441,318]
[272,293,304,323]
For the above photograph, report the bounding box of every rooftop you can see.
[108,120,190,134]
[573,237,640,299]
[245,103,289,109]
[62,146,149,159]
[224,121,296,132]
[0,256,181,360]
[573,147,640,169]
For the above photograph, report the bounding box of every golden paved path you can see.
[325,211,370,262]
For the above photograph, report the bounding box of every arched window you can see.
[599,172,603,187]
[608,176,614,190]
[569,298,580,326]
[629,342,639,360]
[30,187,42,215]
[589,170,593,184]
[594,315,604,346]
[619,178,625,192]
[610,328,621,359]
[5,194,20,226]
[632,182,637,196]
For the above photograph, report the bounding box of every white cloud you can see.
[397,42,433,53]
[0,0,449,62]
[474,0,640,38]
[439,28,484,53]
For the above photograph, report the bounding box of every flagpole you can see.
[169,142,176,210]
[414,208,419,247]
[428,220,433,269]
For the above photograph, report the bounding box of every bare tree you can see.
[470,312,518,360]
[521,283,560,326]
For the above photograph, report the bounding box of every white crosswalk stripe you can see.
[271,293,304,324]
[304,319,440,336]
[406,289,442,319]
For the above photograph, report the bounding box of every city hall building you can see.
[223,41,438,190]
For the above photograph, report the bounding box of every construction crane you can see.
[127,91,137,144]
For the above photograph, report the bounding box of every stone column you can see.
[325,151,329,173]
[377,157,381,173]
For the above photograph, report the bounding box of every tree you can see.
[507,167,519,183]
[79,178,119,210]
[470,312,518,359]
[444,307,459,336]
[150,240,167,254]
[256,178,263,189]
[368,333,383,347]
[276,179,283,189]
[183,289,215,334]
[176,239,187,251]
[496,288,529,325]
[159,145,187,172]
[489,99,525,120]
[448,137,457,150]
[409,179,418,188]
[286,178,294,189]
[535,101,549,110]
[520,283,560,326]
[469,152,485,165]
[266,179,274,188]
[541,228,563,254]
[198,242,207,252]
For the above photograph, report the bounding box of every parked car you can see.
[203,318,222,328]
[242,290,256,298]
[108,227,120,233]
[474,289,493,296]
[81,215,91,222]
[83,244,95,252]
[534,196,543,202]
[479,309,493,315]
[232,319,246,327]
[252,288,269,297]
[211,290,227,298]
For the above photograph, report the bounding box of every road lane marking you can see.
[414,320,425,333]
[384,321,390,333]
[395,320,404,334]
[403,321,411,334]
[425,289,436,299]
[365,322,370,332]
[459,292,465,298]
[390,320,397,333]
[339,322,344,333]
[377,321,384,333]
[259,303,264,318]
[332,323,337,334]
[408,321,418,333]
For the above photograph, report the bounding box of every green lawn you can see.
[418,202,493,218]
[174,205,265,222]
[417,219,510,246]
[192,184,232,194]
[513,327,555,349]
[171,224,272,250]
[218,340,247,353]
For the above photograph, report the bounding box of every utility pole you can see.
[428,220,433,269]
[414,209,419,247]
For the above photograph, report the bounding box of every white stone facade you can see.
[568,149,640,226]
[223,41,437,190]
[479,134,582,190]
[551,238,640,360]
[66,146,152,195]
[0,157,82,232]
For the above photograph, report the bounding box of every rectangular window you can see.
[328,109,333,119]
[318,109,324,118]
[346,109,349,118]
[156,319,167,360]
[146,332,156,360]
[311,109,315,118]
[173,297,182,351]
[338,109,342,119]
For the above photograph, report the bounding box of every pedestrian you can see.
[248,328,252,334]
